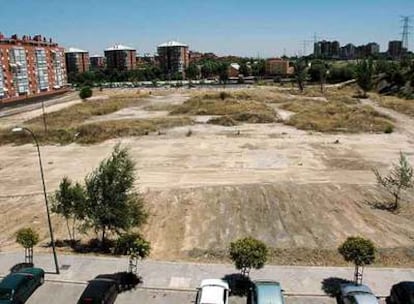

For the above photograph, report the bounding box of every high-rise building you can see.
[313,40,340,58]
[0,33,67,104]
[65,47,89,75]
[157,41,189,78]
[104,44,136,71]
[340,43,356,59]
[388,40,404,59]
[90,55,105,69]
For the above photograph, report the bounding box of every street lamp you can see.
[12,126,60,274]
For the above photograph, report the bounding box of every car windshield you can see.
[0,288,13,300]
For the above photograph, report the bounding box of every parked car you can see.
[196,279,230,304]
[389,281,414,304]
[77,278,118,304]
[250,280,285,304]
[339,284,379,304]
[0,267,45,304]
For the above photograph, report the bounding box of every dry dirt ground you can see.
[0,88,413,262]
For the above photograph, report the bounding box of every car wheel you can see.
[39,275,45,285]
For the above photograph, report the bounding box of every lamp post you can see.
[12,127,59,274]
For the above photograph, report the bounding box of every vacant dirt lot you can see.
[0,87,413,264]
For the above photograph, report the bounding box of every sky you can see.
[1,0,414,57]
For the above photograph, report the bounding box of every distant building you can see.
[157,41,189,78]
[265,58,293,75]
[388,40,404,59]
[340,43,356,60]
[65,47,89,75]
[228,63,240,78]
[314,40,340,58]
[365,42,380,56]
[136,53,157,66]
[104,44,136,71]
[90,54,105,69]
[0,33,67,104]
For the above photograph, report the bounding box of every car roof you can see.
[341,284,373,296]
[200,279,229,290]
[17,268,43,276]
[199,285,226,304]
[80,279,116,298]
[353,293,379,304]
[394,281,414,290]
[254,280,283,304]
[0,273,29,289]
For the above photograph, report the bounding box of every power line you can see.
[401,16,413,51]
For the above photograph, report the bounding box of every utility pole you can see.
[401,16,412,52]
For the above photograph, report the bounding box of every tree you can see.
[239,63,250,77]
[229,237,268,277]
[50,177,86,242]
[373,152,414,211]
[84,145,148,244]
[294,59,308,92]
[338,236,376,284]
[355,59,374,97]
[79,86,93,100]
[186,63,199,80]
[218,63,229,86]
[16,227,39,264]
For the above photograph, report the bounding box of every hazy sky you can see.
[2,0,413,57]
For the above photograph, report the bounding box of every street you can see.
[27,281,338,304]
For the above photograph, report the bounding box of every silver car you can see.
[340,284,379,304]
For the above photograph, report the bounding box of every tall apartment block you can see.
[0,33,67,104]
[104,44,136,71]
[90,54,105,69]
[157,41,189,78]
[388,40,404,59]
[65,47,89,74]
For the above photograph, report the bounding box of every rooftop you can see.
[105,44,135,51]
[158,40,188,48]
[65,47,88,53]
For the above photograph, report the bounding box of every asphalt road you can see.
[27,281,338,304]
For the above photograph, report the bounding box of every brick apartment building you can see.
[90,54,105,69]
[388,40,405,59]
[65,47,89,74]
[104,44,136,71]
[0,33,67,104]
[157,41,189,78]
[265,58,293,76]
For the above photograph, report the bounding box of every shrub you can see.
[229,237,268,277]
[79,86,93,100]
[16,227,39,249]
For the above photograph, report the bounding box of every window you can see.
[35,48,49,90]
[0,63,4,97]
[10,47,29,94]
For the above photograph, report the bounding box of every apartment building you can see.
[388,40,405,59]
[157,41,189,78]
[90,54,105,69]
[65,47,89,74]
[0,33,67,103]
[104,44,136,71]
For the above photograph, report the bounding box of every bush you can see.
[16,227,39,249]
[79,86,93,100]
[229,237,268,276]
[384,125,394,134]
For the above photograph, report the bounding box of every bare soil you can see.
[0,87,413,266]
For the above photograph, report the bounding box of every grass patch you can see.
[374,95,414,117]
[207,116,239,126]
[170,93,280,123]
[26,97,147,129]
[280,100,393,133]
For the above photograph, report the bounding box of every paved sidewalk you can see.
[1,252,413,297]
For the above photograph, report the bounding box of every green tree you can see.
[186,64,199,80]
[79,86,93,100]
[373,152,414,211]
[229,237,268,277]
[218,63,229,86]
[239,63,250,77]
[294,59,308,92]
[355,59,374,97]
[16,227,39,264]
[84,145,148,244]
[50,177,86,242]
[338,236,376,284]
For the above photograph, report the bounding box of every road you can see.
[0,252,411,302]
[27,281,337,304]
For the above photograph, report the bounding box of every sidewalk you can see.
[1,252,413,297]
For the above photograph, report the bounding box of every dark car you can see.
[390,281,414,304]
[0,267,45,304]
[77,278,118,304]
[251,280,285,304]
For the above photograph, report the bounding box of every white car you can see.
[196,279,230,304]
